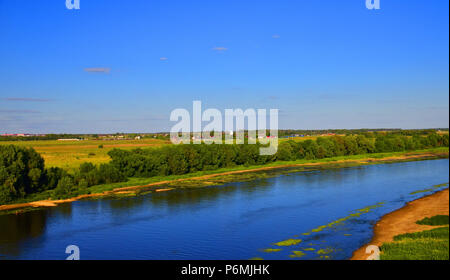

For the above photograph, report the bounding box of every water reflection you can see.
[0,210,47,258]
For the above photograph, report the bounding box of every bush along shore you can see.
[1,133,449,209]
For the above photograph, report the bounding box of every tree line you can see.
[108,133,449,177]
[1,133,448,204]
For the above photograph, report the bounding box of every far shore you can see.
[0,149,448,214]
[351,188,449,260]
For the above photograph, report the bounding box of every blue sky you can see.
[0,0,448,133]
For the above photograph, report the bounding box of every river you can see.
[0,159,448,260]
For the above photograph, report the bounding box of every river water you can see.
[0,159,448,260]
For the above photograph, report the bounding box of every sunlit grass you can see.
[380,216,449,260]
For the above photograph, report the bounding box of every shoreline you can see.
[350,188,449,260]
[0,150,448,214]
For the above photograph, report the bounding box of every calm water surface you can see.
[0,159,448,260]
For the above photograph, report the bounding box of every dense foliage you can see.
[0,133,448,204]
[0,145,46,203]
[108,133,448,178]
[0,145,125,203]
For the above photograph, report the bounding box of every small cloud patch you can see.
[0,109,41,114]
[84,67,111,73]
[212,47,228,52]
[1,97,52,102]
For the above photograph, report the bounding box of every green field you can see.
[0,135,344,172]
[0,139,170,172]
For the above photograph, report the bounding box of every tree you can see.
[277,142,294,161]
[52,176,76,199]
[0,145,46,203]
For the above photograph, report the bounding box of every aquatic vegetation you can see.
[357,202,384,213]
[258,199,384,259]
[289,251,306,258]
[311,225,327,233]
[308,202,385,234]
[410,188,436,195]
[349,213,362,218]
[262,248,282,253]
[317,248,334,255]
[432,183,449,188]
[410,182,448,195]
[274,239,302,246]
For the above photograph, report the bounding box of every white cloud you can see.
[212,47,228,51]
[84,67,111,73]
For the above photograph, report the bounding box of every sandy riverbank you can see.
[0,151,448,214]
[351,188,449,260]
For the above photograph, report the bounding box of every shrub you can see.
[52,176,77,199]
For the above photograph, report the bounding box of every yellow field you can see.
[0,139,170,172]
[278,135,343,142]
[279,136,319,142]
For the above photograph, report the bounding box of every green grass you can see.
[380,216,449,260]
[417,215,449,226]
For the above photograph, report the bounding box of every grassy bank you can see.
[0,147,448,215]
[380,215,449,260]
[351,187,449,260]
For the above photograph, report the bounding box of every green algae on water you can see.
[410,182,449,195]
[307,202,385,234]
[317,248,334,255]
[262,248,282,253]
[274,239,302,247]
[289,251,306,258]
